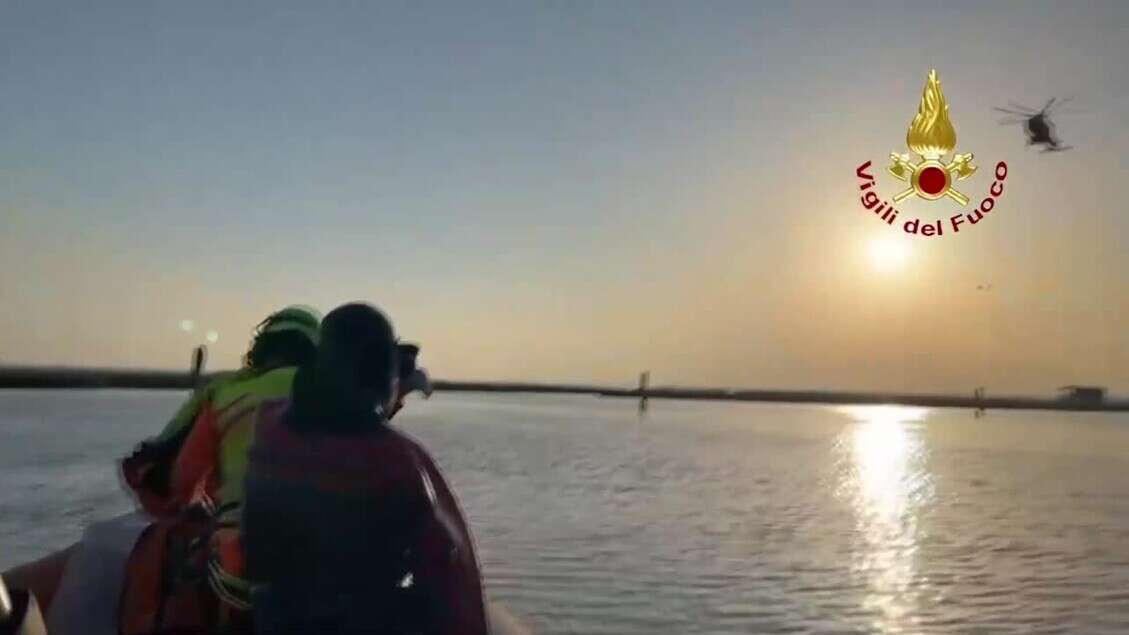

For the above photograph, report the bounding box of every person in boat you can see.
[1,306,321,631]
[121,304,323,517]
[119,312,437,633]
[1,304,524,635]
[241,302,488,634]
[161,325,433,623]
[147,305,328,625]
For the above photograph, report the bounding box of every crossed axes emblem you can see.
[887,152,976,205]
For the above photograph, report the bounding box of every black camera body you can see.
[397,343,420,381]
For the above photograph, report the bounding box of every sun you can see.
[868,237,909,272]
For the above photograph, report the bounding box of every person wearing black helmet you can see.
[242,302,488,635]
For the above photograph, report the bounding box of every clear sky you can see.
[2,1,1126,394]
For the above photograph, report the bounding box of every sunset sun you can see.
[868,237,909,272]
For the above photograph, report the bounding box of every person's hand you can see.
[386,369,431,421]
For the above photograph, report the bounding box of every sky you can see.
[1,1,1127,395]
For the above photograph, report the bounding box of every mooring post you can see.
[190,345,207,390]
[638,370,650,414]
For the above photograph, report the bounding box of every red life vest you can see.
[244,399,489,635]
[118,507,228,635]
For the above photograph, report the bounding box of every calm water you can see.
[1,390,1128,634]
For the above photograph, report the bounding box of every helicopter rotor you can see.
[1007,100,1037,114]
[993,106,1034,116]
[1046,96,1075,114]
[995,97,1077,118]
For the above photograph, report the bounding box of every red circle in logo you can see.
[918,166,947,195]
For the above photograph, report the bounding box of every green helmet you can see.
[258,305,322,346]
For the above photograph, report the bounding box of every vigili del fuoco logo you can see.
[856,69,1009,238]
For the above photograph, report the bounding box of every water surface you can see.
[1,390,1127,633]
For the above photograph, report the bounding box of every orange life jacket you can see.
[117,507,227,635]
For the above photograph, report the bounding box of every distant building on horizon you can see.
[1058,385,1106,404]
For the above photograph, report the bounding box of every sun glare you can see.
[835,404,933,633]
[868,237,909,272]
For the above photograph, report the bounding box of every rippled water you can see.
[2,390,1128,633]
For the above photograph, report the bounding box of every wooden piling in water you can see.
[638,371,650,414]
[190,346,207,391]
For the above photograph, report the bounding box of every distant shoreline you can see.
[1,365,1126,413]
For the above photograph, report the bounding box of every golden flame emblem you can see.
[887,69,976,205]
[907,69,956,158]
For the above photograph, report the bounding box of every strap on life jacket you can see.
[118,503,251,635]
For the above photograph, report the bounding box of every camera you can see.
[397,343,420,381]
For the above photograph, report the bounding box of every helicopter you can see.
[993,97,1074,152]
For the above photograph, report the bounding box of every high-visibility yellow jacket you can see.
[171,366,298,517]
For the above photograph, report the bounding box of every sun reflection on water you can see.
[837,405,934,633]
